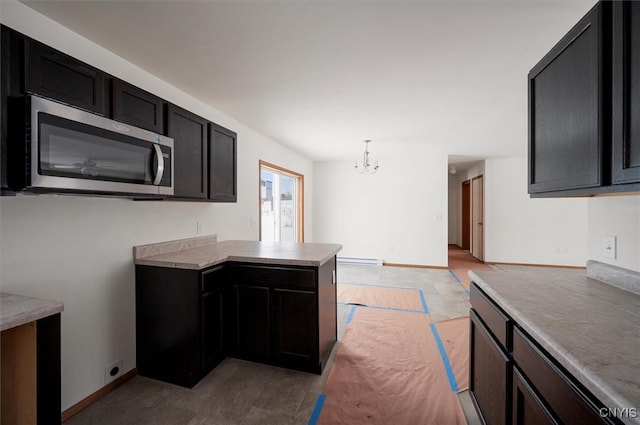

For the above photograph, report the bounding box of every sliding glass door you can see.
[260,161,303,242]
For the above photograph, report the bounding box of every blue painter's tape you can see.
[308,393,326,425]
[419,290,430,314]
[448,270,461,283]
[338,302,426,315]
[339,281,418,291]
[346,305,357,324]
[430,323,459,392]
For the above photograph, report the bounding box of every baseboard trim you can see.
[487,261,586,270]
[62,368,137,422]
[383,262,448,270]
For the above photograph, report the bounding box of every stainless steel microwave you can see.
[11,95,173,196]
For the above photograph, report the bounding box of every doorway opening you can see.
[259,161,304,243]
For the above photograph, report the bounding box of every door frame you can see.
[461,179,471,250]
[258,160,304,242]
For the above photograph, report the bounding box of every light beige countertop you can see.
[134,236,342,269]
[469,267,640,425]
[1,292,64,331]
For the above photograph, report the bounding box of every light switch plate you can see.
[602,236,616,259]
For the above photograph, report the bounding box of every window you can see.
[259,161,304,242]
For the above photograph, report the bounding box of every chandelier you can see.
[354,140,379,174]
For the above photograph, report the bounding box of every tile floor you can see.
[65,263,480,425]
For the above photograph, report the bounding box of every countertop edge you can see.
[134,243,342,270]
[468,270,636,423]
[1,299,64,332]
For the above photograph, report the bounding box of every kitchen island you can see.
[133,236,342,388]
[469,262,640,425]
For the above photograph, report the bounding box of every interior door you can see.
[472,175,484,261]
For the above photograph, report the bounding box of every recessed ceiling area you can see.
[22,0,595,162]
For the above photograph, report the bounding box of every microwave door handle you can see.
[153,144,164,185]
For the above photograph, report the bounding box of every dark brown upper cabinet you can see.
[528,2,609,195]
[26,39,107,115]
[209,123,237,202]
[112,79,164,133]
[613,1,640,185]
[167,104,208,199]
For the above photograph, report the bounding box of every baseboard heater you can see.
[337,256,383,266]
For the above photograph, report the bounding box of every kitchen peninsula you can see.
[133,236,342,388]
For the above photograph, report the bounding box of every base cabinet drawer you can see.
[512,327,612,425]
[470,283,511,350]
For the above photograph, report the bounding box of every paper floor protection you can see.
[337,283,426,312]
[318,308,468,425]
[449,246,493,290]
[434,316,470,391]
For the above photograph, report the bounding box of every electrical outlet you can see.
[602,236,617,259]
[104,359,123,384]
[196,221,203,234]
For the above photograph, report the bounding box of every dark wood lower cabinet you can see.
[512,367,558,425]
[274,288,317,366]
[136,257,337,387]
[136,265,225,388]
[470,282,623,425]
[232,284,271,359]
[229,259,335,374]
[470,309,510,425]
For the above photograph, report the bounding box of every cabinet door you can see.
[273,288,317,367]
[613,1,640,184]
[112,80,164,133]
[232,284,271,358]
[470,310,511,425]
[167,104,208,199]
[209,123,237,202]
[528,3,607,193]
[512,368,558,425]
[26,40,106,115]
[201,288,225,372]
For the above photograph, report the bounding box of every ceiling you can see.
[22,0,595,163]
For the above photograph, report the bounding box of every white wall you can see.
[0,1,313,410]
[448,174,460,244]
[587,196,640,271]
[314,146,448,267]
[483,157,588,266]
